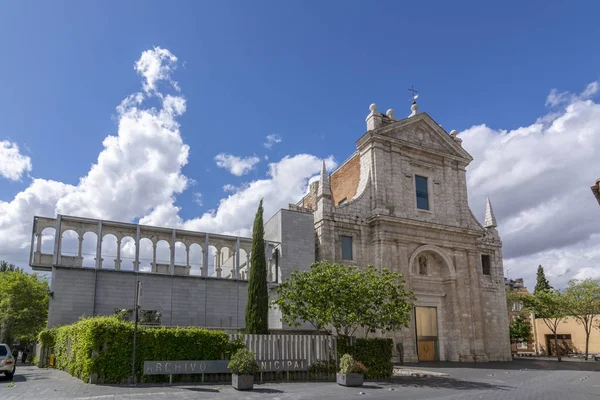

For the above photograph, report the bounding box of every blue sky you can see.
[1,1,600,288]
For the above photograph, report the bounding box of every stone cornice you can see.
[367,214,484,238]
[355,113,472,166]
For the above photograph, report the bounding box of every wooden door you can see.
[418,340,435,361]
[415,306,439,361]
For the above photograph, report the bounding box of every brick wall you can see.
[330,154,360,206]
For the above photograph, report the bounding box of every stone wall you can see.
[49,266,249,329]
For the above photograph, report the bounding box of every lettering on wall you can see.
[144,359,308,375]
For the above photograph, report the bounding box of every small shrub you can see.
[227,348,259,375]
[337,337,393,378]
[339,354,368,374]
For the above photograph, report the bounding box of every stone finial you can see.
[450,130,463,146]
[484,198,497,228]
[409,101,418,117]
[366,103,383,130]
[386,109,394,118]
[317,160,331,199]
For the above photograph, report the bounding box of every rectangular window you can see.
[481,255,491,275]
[415,175,429,210]
[341,235,353,260]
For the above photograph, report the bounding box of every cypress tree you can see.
[534,265,552,294]
[245,200,269,334]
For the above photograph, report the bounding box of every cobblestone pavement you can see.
[0,360,598,399]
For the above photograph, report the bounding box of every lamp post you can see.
[131,280,142,384]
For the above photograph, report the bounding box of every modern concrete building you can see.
[30,210,315,329]
[30,99,511,362]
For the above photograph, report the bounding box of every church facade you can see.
[30,101,511,363]
[292,102,511,362]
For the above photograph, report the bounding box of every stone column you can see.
[453,249,475,361]
[185,246,190,267]
[245,253,250,280]
[467,250,487,361]
[36,233,42,253]
[215,249,222,278]
[95,222,103,269]
[152,242,157,272]
[398,242,418,363]
[34,233,42,264]
[115,238,122,270]
[230,251,237,279]
[134,226,140,272]
[77,236,83,257]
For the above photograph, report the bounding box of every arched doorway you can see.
[409,245,456,362]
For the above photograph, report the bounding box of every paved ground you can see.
[0,359,599,399]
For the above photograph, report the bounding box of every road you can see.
[0,359,598,399]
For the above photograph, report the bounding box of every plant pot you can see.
[232,373,254,390]
[337,372,364,387]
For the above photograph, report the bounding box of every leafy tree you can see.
[534,265,552,294]
[0,269,49,344]
[509,315,532,345]
[563,279,600,360]
[273,261,414,337]
[521,289,567,361]
[245,199,269,334]
[0,260,21,272]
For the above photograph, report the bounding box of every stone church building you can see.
[30,100,511,363]
[292,101,511,362]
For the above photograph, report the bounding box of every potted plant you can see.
[337,354,368,387]
[228,348,259,390]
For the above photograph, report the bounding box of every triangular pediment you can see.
[377,113,472,161]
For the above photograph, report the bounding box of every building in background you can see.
[534,318,600,357]
[505,278,536,355]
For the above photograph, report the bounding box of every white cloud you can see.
[222,184,237,193]
[0,46,188,267]
[264,134,282,149]
[0,141,32,181]
[545,81,599,107]
[141,155,337,236]
[0,179,74,265]
[135,47,179,94]
[193,192,203,207]
[462,80,600,290]
[214,153,260,176]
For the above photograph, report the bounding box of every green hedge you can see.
[338,337,394,379]
[38,316,242,383]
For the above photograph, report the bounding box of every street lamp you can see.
[131,280,142,384]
